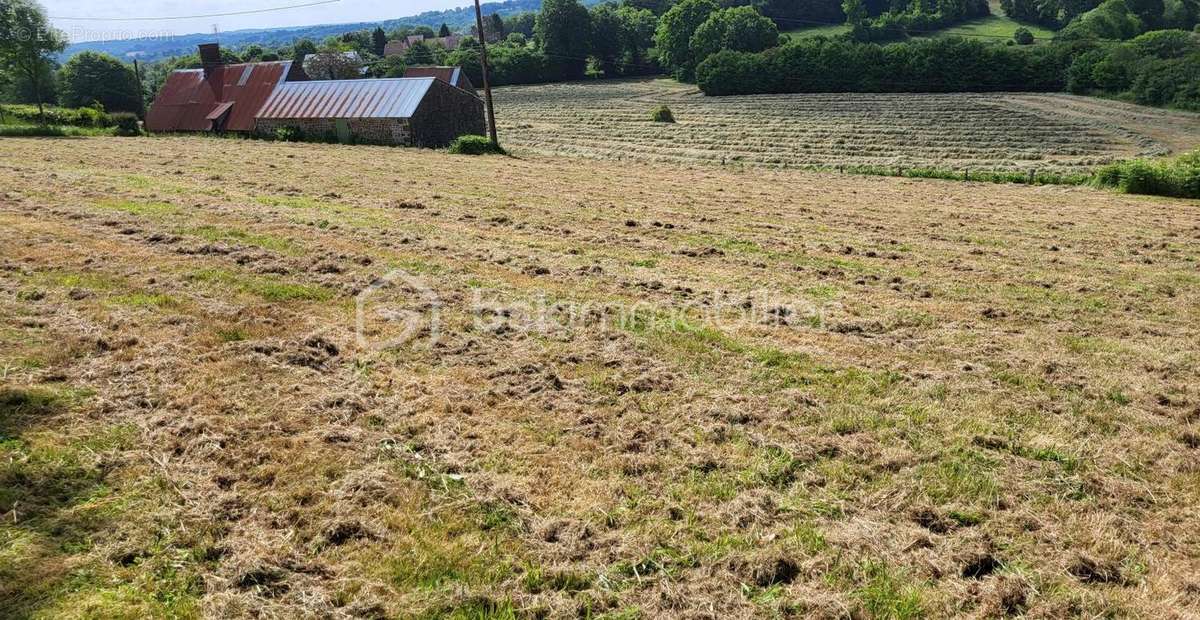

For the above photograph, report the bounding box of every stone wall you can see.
[253,81,482,148]
[255,117,413,146]
[409,80,486,148]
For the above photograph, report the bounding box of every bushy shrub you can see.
[111,112,141,136]
[0,125,69,137]
[1128,52,1200,107]
[696,49,772,94]
[1014,27,1035,45]
[1093,150,1200,198]
[0,104,110,127]
[1058,0,1143,40]
[1128,29,1199,59]
[1172,79,1200,110]
[1065,48,1108,93]
[448,135,506,155]
[650,105,676,122]
[0,125,115,137]
[274,126,305,142]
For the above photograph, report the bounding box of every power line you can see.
[50,0,342,22]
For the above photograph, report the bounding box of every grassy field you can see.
[782,23,852,39]
[493,79,1200,174]
[1,135,1199,618]
[922,14,1056,41]
[783,0,1055,43]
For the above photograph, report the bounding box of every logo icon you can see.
[355,268,440,350]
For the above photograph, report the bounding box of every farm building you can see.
[145,44,297,133]
[145,43,484,147]
[404,66,476,95]
[255,77,485,147]
[384,35,463,56]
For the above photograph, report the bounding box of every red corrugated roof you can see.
[146,61,291,133]
[404,66,463,88]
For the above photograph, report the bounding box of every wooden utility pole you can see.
[472,0,499,145]
[133,59,146,118]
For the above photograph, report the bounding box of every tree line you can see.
[695,0,1200,110]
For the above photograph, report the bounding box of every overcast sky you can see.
[44,0,471,42]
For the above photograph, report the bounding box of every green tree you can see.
[58,51,143,113]
[371,55,407,77]
[404,41,435,65]
[843,0,869,22]
[0,0,66,122]
[505,12,537,36]
[305,49,362,80]
[1130,28,1198,57]
[293,38,318,61]
[618,5,659,69]
[689,5,779,67]
[372,26,388,56]
[439,22,452,37]
[1124,0,1165,27]
[241,44,265,61]
[0,59,56,105]
[624,0,674,14]
[1013,26,1035,43]
[590,4,627,75]
[535,0,593,79]
[654,0,720,80]
[490,13,507,40]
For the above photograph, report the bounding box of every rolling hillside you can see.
[61,0,590,63]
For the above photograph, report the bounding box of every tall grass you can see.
[0,125,116,138]
[832,164,1094,186]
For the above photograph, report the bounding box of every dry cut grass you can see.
[1,135,1199,618]
[494,78,1200,174]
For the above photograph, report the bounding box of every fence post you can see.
[1028,169,1036,184]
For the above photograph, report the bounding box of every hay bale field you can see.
[1,135,1199,618]
[494,78,1200,173]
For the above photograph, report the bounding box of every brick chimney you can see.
[199,43,222,77]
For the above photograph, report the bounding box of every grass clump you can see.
[1092,150,1200,198]
[183,225,297,253]
[0,386,72,422]
[853,560,925,619]
[187,268,333,302]
[93,199,178,217]
[111,113,142,137]
[274,126,305,142]
[449,135,506,155]
[651,105,676,123]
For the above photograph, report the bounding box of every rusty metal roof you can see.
[255,77,436,120]
[145,61,291,133]
[404,66,465,88]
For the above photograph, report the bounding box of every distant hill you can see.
[61,0,559,63]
